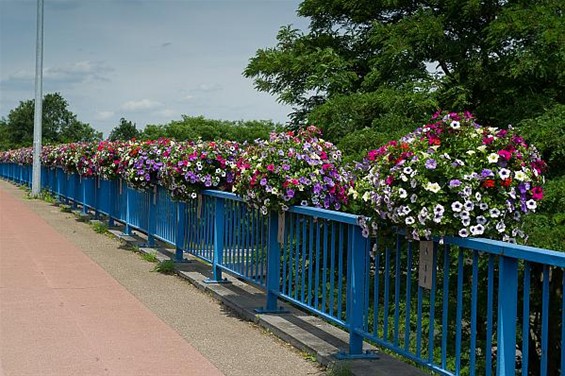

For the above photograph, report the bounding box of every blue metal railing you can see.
[1,163,563,376]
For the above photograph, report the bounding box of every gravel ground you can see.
[1,181,324,376]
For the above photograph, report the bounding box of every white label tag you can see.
[277,212,285,245]
[419,240,434,290]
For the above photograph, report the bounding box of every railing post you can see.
[81,177,88,215]
[205,197,230,283]
[93,177,100,219]
[255,211,286,313]
[497,256,518,375]
[175,201,187,262]
[107,179,115,227]
[123,184,132,235]
[72,174,79,210]
[336,224,377,359]
[146,186,157,247]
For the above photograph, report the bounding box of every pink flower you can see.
[266,164,275,172]
[498,150,512,161]
[532,186,544,200]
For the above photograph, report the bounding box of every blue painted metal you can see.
[175,202,187,262]
[496,256,518,375]
[205,198,229,284]
[2,166,565,376]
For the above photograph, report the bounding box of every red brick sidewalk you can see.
[0,187,223,376]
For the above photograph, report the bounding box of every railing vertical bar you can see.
[330,222,336,316]
[383,247,391,341]
[244,207,251,277]
[248,208,255,279]
[469,250,479,375]
[404,241,412,352]
[307,217,314,307]
[427,242,438,364]
[373,238,380,338]
[338,223,345,321]
[301,218,307,303]
[455,249,464,375]
[561,269,565,376]
[540,265,549,376]
[416,285,423,358]
[282,213,289,296]
[315,220,321,309]
[486,255,495,376]
[322,221,329,313]
[288,213,296,298]
[394,233,401,346]
[522,261,530,376]
[293,216,301,301]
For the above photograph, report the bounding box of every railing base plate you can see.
[254,307,290,314]
[203,278,231,284]
[335,350,379,360]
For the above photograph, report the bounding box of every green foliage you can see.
[326,362,353,376]
[245,0,564,145]
[522,177,565,251]
[518,104,565,178]
[1,93,102,150]
[153,259,176,274]
[142,251,159,263]
[141,116,279,143]
[108,118,141,141]
[91,221,109,234]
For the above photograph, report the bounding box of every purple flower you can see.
[425,159,437,169]
[449,179,462,188]
[286,189,295,198]
[481,169,494,178]
[260,178,267,186]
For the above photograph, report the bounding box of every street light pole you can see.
[31,0,44,196]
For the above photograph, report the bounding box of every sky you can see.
[0,0,308,137]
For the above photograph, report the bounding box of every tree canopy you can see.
[245,0,564,158]
[0,93,102,150]
[108,118,141,141]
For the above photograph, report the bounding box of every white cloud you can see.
[195,83,222,93]
[121,99,162,111]
[96,111,115,120]
[154,108,177,118]
[4,61,113,84]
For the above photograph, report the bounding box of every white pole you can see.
[32,0,44,195]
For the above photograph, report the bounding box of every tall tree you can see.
[3,93,101,148]
[108,118,141,141]
[245,0,564,153]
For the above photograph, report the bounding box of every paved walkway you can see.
[0,182,322,376]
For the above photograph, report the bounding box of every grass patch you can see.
[142,252,159,263]
[326,362,353,376]
[91,221,109,234]
[26,189,56,203]
[153,260,176,274]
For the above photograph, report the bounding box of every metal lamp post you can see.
[31,0,44,195]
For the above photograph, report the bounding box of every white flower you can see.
[477,145,487,152]
[400,174,409,182]
[462,218,471,226]
[466,150,476,156]
[425,182,441,193]
[451,201,463,212]
[514,170,528,182]
[410,194,418,203]
[526,199,537,210]
[475,192,482,202]
[451,121,460,129]
[487,153,499,163]
[410,179,417,188]
[362,191,372,202]
[460,211,470,220]
[479,202,489,210]
[403,167,413,175]
[496,221,506,233]
[402,206,412,215]
[499,168,511,180]
[464,201,475,211]
[477,216,487,225]
[459,229,469,237]
[398,188,408,198]
[434,204,445,215]
[470,224,485,236]
[405,217,415,225]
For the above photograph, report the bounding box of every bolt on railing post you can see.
[175,201,187,262]
[497,256,518,375]
[205,197,229,283]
